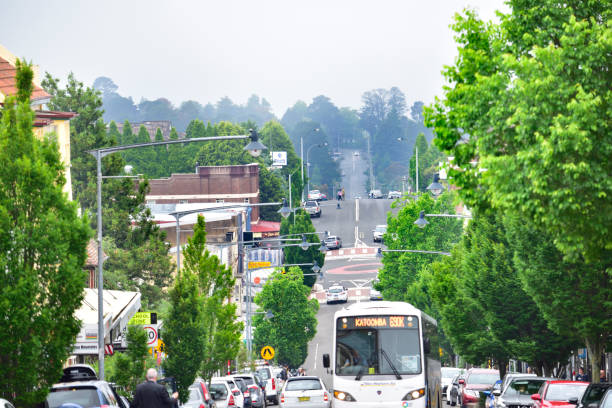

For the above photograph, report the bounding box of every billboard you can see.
[272,151,287,166]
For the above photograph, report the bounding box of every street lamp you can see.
[244,129,267,158]
[306,141,328,197]
[301,128,319,201]
[414,210,472,229]
[376,247,451,257]
[426,173,445,197]
[88,132,264,381]
[277,198,292,219]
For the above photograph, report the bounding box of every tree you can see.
[253,267,318,368]
[108,326,149,397]
[0,61,91,406]
[424,2,612,376]
[280,211,325,287]
[183,216,242,385]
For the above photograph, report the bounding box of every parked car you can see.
[595,388,612,408]
[324,235,342,250]
[531,380,589,408]
[449,373,466,406]
[232,377,252,408]
[209,380,237,408]
[494,377,552,408]
[369,189,383,199]
[0,399,14,408]
[256,365,280,405]
[442,368,465,401]
[326,284,348,304]
[373,224,387,242]
[574,383,612,408]
[388,190,402,199]
[500,373,537,395]
[233,374,266,408]
[353,151,360,156]
[303,200,321,217]
[184,381,216,408]
[280,376,330,408]
[45,365,128,408]
[369,287,383,301]
[459,368,500,407]
[308,190,323,200]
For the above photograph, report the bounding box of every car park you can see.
[388,190,402,199]
[280,376,330,408]
[256,365,280,405]
[303,200,321,217]
[531,380,589,408]
[442,368,465,401]
[369,189,383,199]
[459,368,500,407]
[575,383,612,408]
[324,235,342,250]
[494,376,551,408]
[372,224,387,242]
[45,365,127,408]
[326,285,348,304]
[233,374,266,408]
[308,190,323,201]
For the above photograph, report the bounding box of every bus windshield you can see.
[335,315,421,376]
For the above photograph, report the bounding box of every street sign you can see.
[272,151,287,166]
[254,276,261,284]
[248,261,271,269]
[144,325,158,348]
[129,311,157,325]
[261,346,275,360]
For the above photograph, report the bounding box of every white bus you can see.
[322,301,442,408]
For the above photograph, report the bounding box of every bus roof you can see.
[334,301,437,326]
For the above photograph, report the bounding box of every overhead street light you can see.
[426,173,445,197]
[244,129,267,157]
[278,198,292,219]
[414,210,472,229]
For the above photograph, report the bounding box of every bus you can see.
[322,301,441,408]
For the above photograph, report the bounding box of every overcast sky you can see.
[2,0,507,116]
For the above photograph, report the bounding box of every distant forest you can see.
[94,76,441,193]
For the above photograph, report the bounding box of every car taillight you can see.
[272,378,276,390]
[199,405,205,408]
[281,393,285,403]
[324,392,329,402]
[229,394,235,406]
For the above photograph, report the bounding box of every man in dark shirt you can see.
[576,367,590,382]
[132,368,179,408]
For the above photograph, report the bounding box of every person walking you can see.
[132,368,179,408]
[576,367,590,382]
[341,188,345,201]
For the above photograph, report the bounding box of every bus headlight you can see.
[402,388,426,400]
[334,390,357,402]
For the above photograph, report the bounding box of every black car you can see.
[44,365,128,408]
[575,383,612,408]
[494,377,551,408]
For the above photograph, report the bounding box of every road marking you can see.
[355,198,359,221]
[314,343,319,370]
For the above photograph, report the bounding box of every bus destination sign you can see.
[337,315,418,330]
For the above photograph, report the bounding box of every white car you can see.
[388,190,402,199]
[209,380,235,408]
[256,365,280,405]
[280,376,330,408]
[373,224,387,242]
[0,399,15,408]
[441,367,464,402]
[353,151,360,156]
[308,189,323,200]
[214,376,245,408]
[326,285,348,304]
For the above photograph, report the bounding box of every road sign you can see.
[248,261,271,269]
[254,276,261,284]
[129,311,157,325]
[261,345,275,360]
[144,325,158,348]
[272,151,287,166]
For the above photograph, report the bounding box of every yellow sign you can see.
[261,346,275,360]
[129,312,152,325]
[248,261,271,269]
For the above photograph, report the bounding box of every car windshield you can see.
[545,384,588,401]
[504,380,546,397]
[306,202,317,207]
[375,226,386,233]
[468,373,499,385]
[187,387,202,402]
[47,388,104,408]
[210,383,228,400]
[336,315,421,376]
[329,288,344,293]
[239,377,255,386]
[234,379,247,392]
[326,237,337,242]
[256,368,271,380]
[286,379,322,391]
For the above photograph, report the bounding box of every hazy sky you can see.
[2,0,507,116]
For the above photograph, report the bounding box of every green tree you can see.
[280,211,325,287]
[0,61,91,406]
[425,2,612,375]
[108,326,149,396]
[253,267,318,368]
[183,216,242,385]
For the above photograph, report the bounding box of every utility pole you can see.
[415,146,419,193]
[300,135,304,202]
[367,132,374,190]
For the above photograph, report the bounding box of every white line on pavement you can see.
[314,343,319,370]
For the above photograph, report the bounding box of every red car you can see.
[532,380,589,408]
[459,368,500,406]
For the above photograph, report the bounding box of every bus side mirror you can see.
[424,337,431,354]
[323,353,330,368]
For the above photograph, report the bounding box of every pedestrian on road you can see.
[132,368,179,408]
[576,367,590,382]
[341,188,345,201]
[298,367,306,376]
[337,190,342,201]
[600,369,607,383]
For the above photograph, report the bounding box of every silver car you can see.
[280,376,330,408]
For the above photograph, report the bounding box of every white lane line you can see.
[314,343,319,370]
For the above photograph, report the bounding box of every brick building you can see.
[146,163,261,220]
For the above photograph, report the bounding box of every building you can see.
[146,163,261,220]
[115,120,174,141]
[0,44,76,200]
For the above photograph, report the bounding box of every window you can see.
[216,199,224,203]
[286,379,323,391]
[244,198,250,203]
[179,200,188,204]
